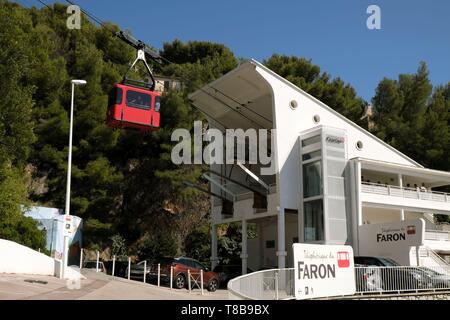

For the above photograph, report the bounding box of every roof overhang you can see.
[188,60,274,130]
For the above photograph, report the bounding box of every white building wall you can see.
[254,64,420,211]
[0,239,56,276]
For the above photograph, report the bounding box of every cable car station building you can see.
[189,60,450,273]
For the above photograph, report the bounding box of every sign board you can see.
[359,219,424,248]
[63,215,74,237]
[293,243,356,299]
[358,219,425,265]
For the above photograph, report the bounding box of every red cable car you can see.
[107,83,161,132]
[106,33,162,132]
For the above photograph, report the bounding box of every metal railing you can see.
[228,268,295,300]
[425,230,450,241]
[418,246,450,275]
[361,182,450,203]
[228,266,450,300]
[355,266,450,294]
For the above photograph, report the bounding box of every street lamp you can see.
[63,79,86,279]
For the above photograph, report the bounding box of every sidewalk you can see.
[0,271,228,300]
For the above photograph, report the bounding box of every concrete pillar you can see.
[257,221,264,270]
[277,207,287,269]
[398,174,405,220]
[241,220,248,275]
[210,224,218,270]
[354,161,362,255]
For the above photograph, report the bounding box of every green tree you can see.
[0,1,45,249]
[263,55,365,124]
[372,62,446,168]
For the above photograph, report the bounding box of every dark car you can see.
[83,260,107,273]
[354,256,433,292]
[354,256,399,267]
[126,259,152,281]
[213,265,253,287]
[420,267,450,289]
[149,257,220,292]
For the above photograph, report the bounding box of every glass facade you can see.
[303,160,322,198]
[300,128,349,244]
[304,200,324,241]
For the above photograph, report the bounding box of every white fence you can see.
[361,182,450,203]
[355,266,450,294]
[228,266,450,300]
[228,269,295,300]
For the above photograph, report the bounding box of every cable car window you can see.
[126,90,151,110]
[109,87,123,105]
[154,95,161,112]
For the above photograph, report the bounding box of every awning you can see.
[188,60,274,130]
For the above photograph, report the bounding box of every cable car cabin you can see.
[106,84,161,132]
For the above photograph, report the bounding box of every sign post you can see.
[293,243,356,299]
[62,215,74,279]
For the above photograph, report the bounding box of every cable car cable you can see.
[35,0,52,10]
[61,0,271,129]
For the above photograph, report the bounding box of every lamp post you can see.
[62,79,86,279]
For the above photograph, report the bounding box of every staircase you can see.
[417,246,450,275]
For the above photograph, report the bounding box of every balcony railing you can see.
[361,182,450,203]
[425,230,450,241]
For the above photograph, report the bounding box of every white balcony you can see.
[360,182,450,213]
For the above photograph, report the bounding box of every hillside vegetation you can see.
[0,1,448,260]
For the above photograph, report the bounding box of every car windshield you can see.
[378,258,399,266]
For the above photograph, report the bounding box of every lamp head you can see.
[71,79,87,85]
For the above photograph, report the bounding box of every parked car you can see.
[354,256,399,267]
[420,267,450,289]
[104,260,129,277]
[83,260,107,273]
[149,257,220,292]
[354,256,435,291]
[126,260,152,281]
[213,265,253,287]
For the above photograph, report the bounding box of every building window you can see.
[302,150,321,161]
[313,115,320,124]
[266,240,275,249]
[164,81,170,92]
[356,140,363,150]
[301,135,321,147]
[303,160,323,198]
[304,200,324,241]
[290,100,298,110]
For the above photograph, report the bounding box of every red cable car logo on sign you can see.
[337,251,350,268]
[407,225,416,235]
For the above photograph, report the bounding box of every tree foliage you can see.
[263,55,366,125]
[1,1,449,254]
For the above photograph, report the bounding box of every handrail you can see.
[420,246,450,274]
[228,268,295,300]
[361,182,450,202]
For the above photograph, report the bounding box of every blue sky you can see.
[16,0,450,101]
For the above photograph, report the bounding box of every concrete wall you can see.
[0,239,55,276]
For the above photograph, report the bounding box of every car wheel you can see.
[207,279,218,292]
[175,274,186,289]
